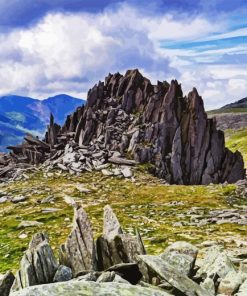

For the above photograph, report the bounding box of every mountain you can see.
[0,94,85,151]
[2,69,245,185]
[209,97,247,115]
[221,97,247,110]
[208,96,247,130]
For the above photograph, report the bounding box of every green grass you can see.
[0,127,246,273]
[225,128,247,167]
[0,169,244,273]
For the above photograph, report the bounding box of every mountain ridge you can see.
[221,97,247,110]
[0,94,85,151]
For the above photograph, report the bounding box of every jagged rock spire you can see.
[58,69,244,184]
[6,69,245,184]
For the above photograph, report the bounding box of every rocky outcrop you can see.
[10,281,171,296]
[11,233,58,292]
[3,69,245,184]
[5,205,247,296]
[96,205,145,271]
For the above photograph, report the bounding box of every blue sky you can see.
[0,0,246,109]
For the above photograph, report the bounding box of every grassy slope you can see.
[0,128,246,273]
[208,108,247,115]
[0,169,244,273]
[225,128,247,168]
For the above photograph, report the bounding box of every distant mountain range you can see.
[209,97,247,114]
[220,97,247,110]
[0,94,85,151]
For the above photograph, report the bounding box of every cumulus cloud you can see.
[0,2,246,109]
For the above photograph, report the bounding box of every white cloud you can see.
[197,27,247,42]
[0,3,245,110]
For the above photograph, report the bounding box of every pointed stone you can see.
[59,206,96,276]
[103,205,123,241]
[11,232,58,292]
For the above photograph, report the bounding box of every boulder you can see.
[11,196,28,203]
[138,255,213,296]
[17,221,44,229]
[106,263,142,284]
[121,167,133,178]
[10,281,171,296]
[236,279,247,296]
[53,265,72,283]
[160,241,198,276]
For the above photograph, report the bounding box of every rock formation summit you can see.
[4,69,245,184]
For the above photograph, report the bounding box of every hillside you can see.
[0,95,85,151]
[0,167,243,274]
[208,97,247,131]
[209,97,247,114]
[207,97,247,167]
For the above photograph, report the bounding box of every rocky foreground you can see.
[1,204,247,296]
[0,69,245,184]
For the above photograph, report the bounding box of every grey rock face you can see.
[237,279,247,296]
[212,112,247,131]
[196,245,236,279]
[53,265,72,282]
[10,281,171,296]
[59,206,96,276]
[97,206,145,271]
[0,271,15,296]
[217,270,243,295]
[160,241,198,276]
[138,255,212,296]
[11,232,58,292]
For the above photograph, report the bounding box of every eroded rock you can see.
[11,232,58,292]
[59,206,96,276]
[0,271,15,296]
[10,281,171,296]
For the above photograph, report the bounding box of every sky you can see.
[0,0,246,109]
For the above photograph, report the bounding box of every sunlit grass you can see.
[0,169,243,273]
